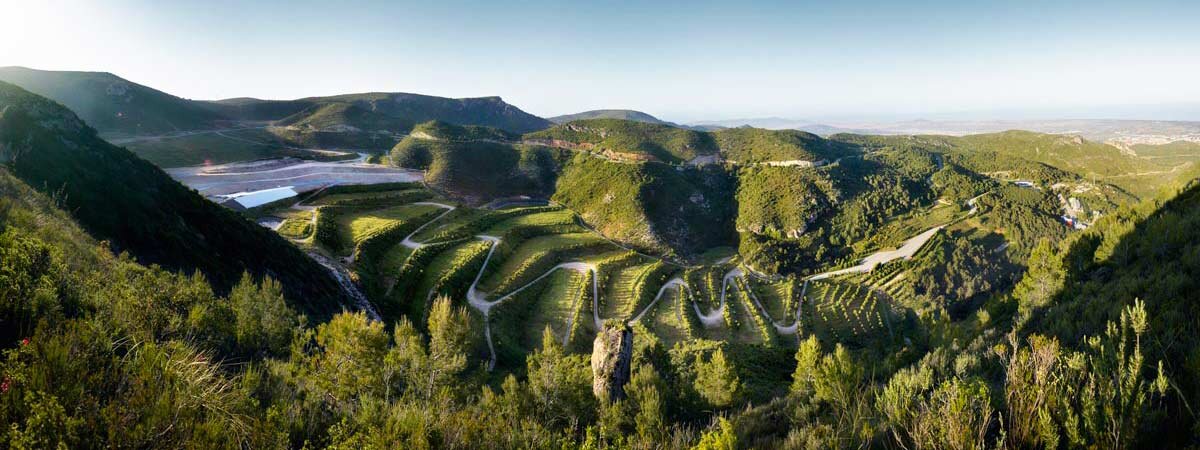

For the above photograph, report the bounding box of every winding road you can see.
[806,225,944,280]
[401,206,946,369]
[299,189,946,368]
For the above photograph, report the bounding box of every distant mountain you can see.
[214,92,552,134]
[688,117,812,130]
[0,81,350,317]
[0,67,553,137]
[686,117,876,136]
[0,66,226,134]
[549,109,670,125]
[526,118,719,163]
[275,102,413,133]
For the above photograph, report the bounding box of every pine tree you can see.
[694,348,740,408]
[1014,238,1065,314]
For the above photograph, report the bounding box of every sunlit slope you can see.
[0,81,350,317]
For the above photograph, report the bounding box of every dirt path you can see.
[459,235,600,370]
[399,202,457,249]
[628,277,688,323]
[807,225,944,280]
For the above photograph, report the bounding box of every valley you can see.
[2,67,1200,448]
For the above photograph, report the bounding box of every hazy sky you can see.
[2,0,1199,122]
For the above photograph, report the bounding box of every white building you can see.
[220,186,298,211]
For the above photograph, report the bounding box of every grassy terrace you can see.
[268,183,919,362]
[748,277,798,322]
[641,286,694,347]
[802,279,895,346]
[277,217,313,239]
[338,204,442,246]
[490,268,592,361]
[477,232,612,294]
[601,262,660,320]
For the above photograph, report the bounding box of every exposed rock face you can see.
[591,323,634,402]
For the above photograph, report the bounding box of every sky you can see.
[2,0,1199,122]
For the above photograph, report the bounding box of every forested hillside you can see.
[0,66,225,134]
[385,118,1192,270]
[549,109,672,125]
[0,82,348,317]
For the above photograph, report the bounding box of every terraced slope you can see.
[802,279,895,345]
[260,181,974,370]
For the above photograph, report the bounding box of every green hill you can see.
[275,102,414,132]
[0,81,349,317]
[526,118,719,163]
[551,153,736,257]
[410,120,519,142]
[0,66,225,135]
[958,130,1157,179]
[390,136,565,201]
[0,68,553,165]
[1016,177,1200,444]
[713,127,858,163]
[293,92,550,134]
[199,96,312,121]
[549,109,670,125]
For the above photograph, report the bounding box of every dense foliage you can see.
[526,119,719,163]
[390,137,568,202]
[551,154,736,257]
[713,127,855,163]
[0,82,349,318]
[411,120,519,142]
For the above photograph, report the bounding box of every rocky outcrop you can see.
[591,323,634,402]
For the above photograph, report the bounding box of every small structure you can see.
[1013,180,1036,188]
[219,186,298,211]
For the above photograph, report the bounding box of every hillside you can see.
[0,66,225,134]
[1024,179,1200,442]
[390,136,566,202]
[0,68,555,167]
[551,153,736,257]
[713,127,858,164]
[957,130,1158,179]
[275,102,414,132]
[391,121,1149,269]
[291,92,551,134]
[0,81,349,317]
[549,109,671,125]
[526,118,719,163]
[409,120,520,142]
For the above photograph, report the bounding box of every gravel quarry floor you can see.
[165,155,423,198]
